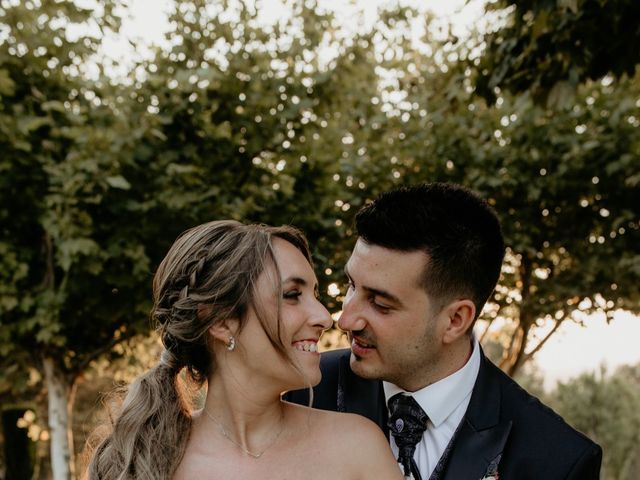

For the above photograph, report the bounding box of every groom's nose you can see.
[338,290,367,332]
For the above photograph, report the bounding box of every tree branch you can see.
[499,320,522,371]
[42,232,54,290]
[478,315,496,343]
[522,318,562,363]
[75,329,139,375]
[506,324,528,376]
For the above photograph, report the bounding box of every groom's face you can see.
[338,239,449,391]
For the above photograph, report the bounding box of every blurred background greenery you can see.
[0,0,638,478]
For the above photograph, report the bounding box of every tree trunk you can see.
[43,356,76,480]
[502,255,534,377]
[506,323,529,376]
[498,321,522,374]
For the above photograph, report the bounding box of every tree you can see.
[0,2,162,478]
[3,1,639,476]
[550,365,640,480]
[324,9,640,375]
[476,0,640,106]
[131,0,388,311]
[1,1,388,477]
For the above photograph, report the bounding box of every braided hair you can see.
[86,220,312,479]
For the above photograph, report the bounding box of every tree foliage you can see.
[322,7,640,374]
[0,0,386,477]
[1,0,639,477]
[549,365,640,480]
[477,0,640,106]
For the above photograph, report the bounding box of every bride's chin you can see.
[283,367,321,391]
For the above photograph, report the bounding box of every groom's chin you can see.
[349,353,381,380]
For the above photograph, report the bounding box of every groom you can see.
[288,183,601,479]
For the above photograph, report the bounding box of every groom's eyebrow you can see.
[343,265,401,305]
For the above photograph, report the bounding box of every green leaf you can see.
[41,101,67,113]
[18,116,53,134]
[0,69,15,97]
[57,238,101,271]
[105,175,131,190]
[212,121,232,139]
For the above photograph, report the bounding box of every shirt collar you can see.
[383,336,480,428]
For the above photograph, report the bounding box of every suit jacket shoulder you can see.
[497,360,601,478]
[451,353,602,479]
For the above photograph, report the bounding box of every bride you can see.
[86,220,402,479]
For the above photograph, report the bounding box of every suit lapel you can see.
[333,349,512,479]
[443,351,512,480]
[337,353,389,436]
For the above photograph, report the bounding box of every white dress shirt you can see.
[383,337,481,479]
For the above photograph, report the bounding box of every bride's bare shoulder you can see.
[283,403,403,479]
[285,403,386,446]
[289,405,402,478]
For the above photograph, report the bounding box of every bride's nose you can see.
[309,298,332,330]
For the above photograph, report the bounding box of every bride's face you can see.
[240,238,332,389]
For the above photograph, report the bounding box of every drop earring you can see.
[226,336,236,352]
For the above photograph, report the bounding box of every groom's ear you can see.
[441,299,476,344]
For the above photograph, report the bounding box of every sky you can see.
[100,0,490,78]
[109,0,485,56]
[120,0,484,34]
[117,0,640,389]
[531,311,640,389]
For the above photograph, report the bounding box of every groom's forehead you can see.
[346,240,428,290]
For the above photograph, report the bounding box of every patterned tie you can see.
[387,393,429,480]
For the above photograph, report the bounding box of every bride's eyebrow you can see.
[282,276,307,286]
[282,276,319,294]
[281,276,312,291]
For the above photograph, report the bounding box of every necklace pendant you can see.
[204,407,285,460]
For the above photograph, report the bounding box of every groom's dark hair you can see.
[355,182,505,320]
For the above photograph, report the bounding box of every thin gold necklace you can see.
[203,407,285,459]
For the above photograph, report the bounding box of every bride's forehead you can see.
[272,239,308,264]
[269,239,315,280]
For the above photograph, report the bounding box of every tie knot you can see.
[387,394,429,477]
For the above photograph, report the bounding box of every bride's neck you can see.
[202,371,285,443]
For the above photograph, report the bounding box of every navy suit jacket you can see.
[286,348,602,479]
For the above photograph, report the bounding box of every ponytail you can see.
[86,350,192,480]
[85,221,315,477]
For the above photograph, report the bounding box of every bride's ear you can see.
[208,323,234,345]
[199,305,239,344]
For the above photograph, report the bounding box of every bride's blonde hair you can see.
[86,220,313,479]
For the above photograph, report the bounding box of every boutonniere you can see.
[479,453,501,480]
